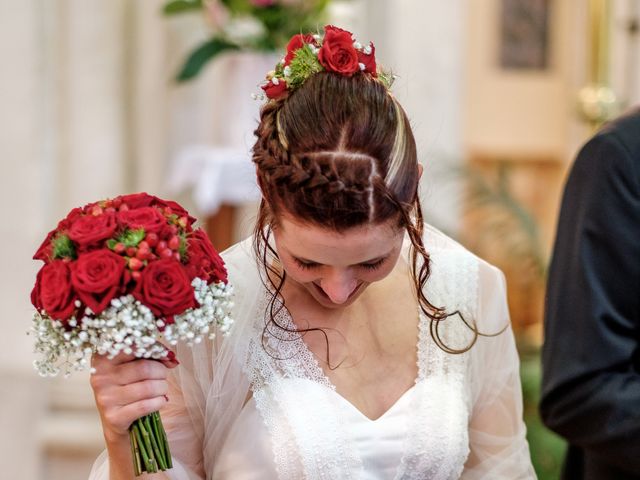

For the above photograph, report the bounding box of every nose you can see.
[319,272,358,304]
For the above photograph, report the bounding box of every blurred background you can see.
[1,0,639,479]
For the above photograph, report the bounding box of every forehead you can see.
[274,215,402,264]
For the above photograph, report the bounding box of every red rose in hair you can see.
[118,207,166,234]
[118,192,157,209]
[357,42,377,76]
[68,213,118,247]
[133,259,197,317]
[185,229,228,283]
[318,25,359,76]
[261,79,288,100]
[284,33,316,66]
[31,261,77,321]
[71,250,126,314]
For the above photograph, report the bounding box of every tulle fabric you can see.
[88,225,535,479]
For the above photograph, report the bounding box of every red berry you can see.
[145,233,158,247]
[173,252,181,262]
[105,207,116,214]
[131,271,142,282]
[178,216,188,229]
[126,247,137,257]
[129,257,143,271]
[168,225,178,236]
[168,236,180,251]
[156,240,167,252]
[136,247,151,261]
[159,248,173,259]
[138,241,149,250]
[163,207,173,216]
[91,205,103,216]
[114,242,126,254]
[119,203,130,212]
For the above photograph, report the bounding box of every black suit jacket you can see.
[540,108,640,479]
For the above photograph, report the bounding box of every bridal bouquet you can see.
[29,192,233,475]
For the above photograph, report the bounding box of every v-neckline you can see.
[269,293,424,422]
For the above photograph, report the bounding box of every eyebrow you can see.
[292,251,392,266]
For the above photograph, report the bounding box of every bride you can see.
[88,25,536,479]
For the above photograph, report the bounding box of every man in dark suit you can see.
[540,108,640,479]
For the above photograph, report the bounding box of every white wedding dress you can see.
[89,225,536,479]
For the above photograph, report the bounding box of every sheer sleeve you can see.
[461,260,536,479]
[88,237,260,480]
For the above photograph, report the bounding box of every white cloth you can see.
[88,225,536,479]
[166,145,261,215]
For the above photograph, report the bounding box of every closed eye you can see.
[293,257,387,271]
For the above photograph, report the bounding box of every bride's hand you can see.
[90,352,179,443]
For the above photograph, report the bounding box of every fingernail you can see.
[164,395,169,402]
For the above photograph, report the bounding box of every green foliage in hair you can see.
[287,44,323,89]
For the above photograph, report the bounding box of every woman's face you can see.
[272,214,405,309]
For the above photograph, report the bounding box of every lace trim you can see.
[396,250,475,479]
[245,292,361,479]
[245,248,478,480]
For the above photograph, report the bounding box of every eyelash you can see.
[293,258,386,271]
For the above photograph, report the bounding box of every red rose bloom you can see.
[118,207,166,234]
[133,259,197,317]
[71,250,126,314]
[68,213,118,247]
[156,199,197,229]
[57,207,83,231]
[31,261,77,321]
[357,42,377,76]
[185,229,228,284]
[117,192,157,209]
[261,79,288,100]
[284,33,316,66]
[318,25,359,76]
[33,229,57,262]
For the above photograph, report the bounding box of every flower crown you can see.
[258,25,394,101]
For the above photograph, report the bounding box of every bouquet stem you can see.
[129,411,172,476]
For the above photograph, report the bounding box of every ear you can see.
[417,163,424,180]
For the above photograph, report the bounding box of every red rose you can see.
[68,213,118,247]
[117,192,157,209]
[284,33,316,66]
[357,42,377,76]
[58,207,83,231]
[118,207,166,234]
[318,25,359,76]
[133,259,197,317]
[261,79,288,100]
[185,229,228,284]
[33,229,57,262]
[31,261,77,321]
[71,250,126,314]
[155,199,197,229]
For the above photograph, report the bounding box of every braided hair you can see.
[252,72,476,358]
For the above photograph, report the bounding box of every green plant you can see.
[163,0,331,81]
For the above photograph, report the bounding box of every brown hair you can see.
[252,72,476,357]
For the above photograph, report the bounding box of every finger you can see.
[112,379,169,406]
[116,359,169,385]
[104,396,169,435]
[91,351,137,369]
